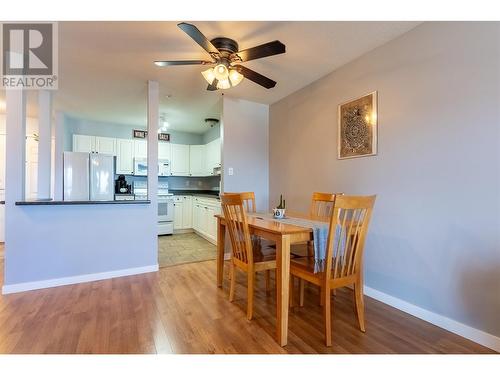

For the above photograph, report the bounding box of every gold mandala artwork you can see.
[338,92,377,159]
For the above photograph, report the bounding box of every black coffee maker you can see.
[115,175,131,194]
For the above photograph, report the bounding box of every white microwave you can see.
[134,158,171,176]
[158,159,171,176]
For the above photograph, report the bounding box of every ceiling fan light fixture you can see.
[213,63,229,81]
[201,68,216,85]
[216,78,231,90]
[229,69,244,87]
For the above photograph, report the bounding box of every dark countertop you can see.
[170,190,220,199]
[15,199,151,206]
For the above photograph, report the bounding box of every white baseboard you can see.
[364,286,500,352]
[2,264,159,295]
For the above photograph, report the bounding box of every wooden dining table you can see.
[215,211,319,347]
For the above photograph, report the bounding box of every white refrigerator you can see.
[63,152,115,201]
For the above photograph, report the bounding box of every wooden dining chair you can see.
[289,195,376,346]
[224,191,256,213]
[221,193,277,320]
[223,191,274,291]
[292,192,342,258]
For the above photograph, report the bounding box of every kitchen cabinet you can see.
[189,145,205,176]
[116,139,134,175]
[182,195,192,228]
[173,195,193,230]
[134,140,147,159]
[73,134,95,153]
[95,136,116,155]
[173,198,183,230]
[71,134,221,178]
[158,142,171,160]
[192,196,220,244]
[204,138,221,175]
[171,144,190,176]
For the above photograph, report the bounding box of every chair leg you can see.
[323,285,332,346]
[354,281,366,332]
[289,276,294,307]
[299,278,305,307]
[265,269,271,295]
[247,271,254,320]
[229,262,235,302]
[332,288,336,297]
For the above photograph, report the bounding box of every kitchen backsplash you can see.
[116,175,220,192]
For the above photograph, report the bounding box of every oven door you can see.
[158,198,174,222]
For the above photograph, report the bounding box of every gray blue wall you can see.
[222,97,269,210]
[269,22,500,337]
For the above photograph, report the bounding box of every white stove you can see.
[134,181,174,235]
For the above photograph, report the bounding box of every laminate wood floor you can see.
[0,247,495,354]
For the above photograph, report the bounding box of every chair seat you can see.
[290,255,317,271]
[253,246,277,263]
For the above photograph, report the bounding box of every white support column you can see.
[37,90,52,199]
[5,88,26,245]
[53,111,64,200]
[147,80,159,203]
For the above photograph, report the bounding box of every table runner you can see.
[248,212,343,272]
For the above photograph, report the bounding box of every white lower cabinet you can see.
[191,196,220,244]
[173,198,184,230]
[182,196,192,228]
[173,195,193,230]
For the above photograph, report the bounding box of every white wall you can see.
[222,97,269,210]
[269,22,500,344]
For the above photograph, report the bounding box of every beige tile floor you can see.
[158,232,216,268]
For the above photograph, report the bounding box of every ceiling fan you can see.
[154,22,286,91]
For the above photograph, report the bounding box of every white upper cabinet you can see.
[95,136,116,155]
[171,144,190,176]
[158,142,171,160]
[189,145,205,176]
[205,138,221,175]
[134,140,147,159]
[71,134,220,177]
[116,139,134,175]
[73,134,95,153]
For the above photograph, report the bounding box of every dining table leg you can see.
[276,234,291,346]
[216,218,225,288]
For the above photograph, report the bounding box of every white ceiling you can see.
[1,21,420,133]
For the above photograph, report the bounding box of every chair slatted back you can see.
[324,195,376,280]
[310,192,342,219]
[224,192,256,213]
[221,193,253,265]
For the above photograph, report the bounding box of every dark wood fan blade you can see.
[154,60,212,66]
[235,40,285,62]
[207,79,219,91]
[177,22,220,57]
[233,65,276,89]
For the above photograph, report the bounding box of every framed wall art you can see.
[337,91,378,159]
